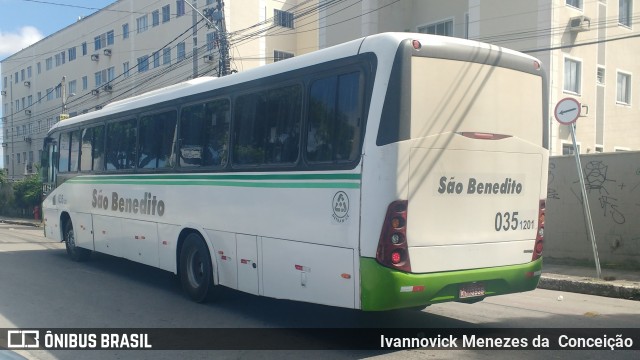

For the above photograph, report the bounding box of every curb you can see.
[539,274,640,301]
[0,219,42,228]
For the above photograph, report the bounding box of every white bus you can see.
[41,33,548,311]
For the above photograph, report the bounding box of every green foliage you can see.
[0,171,11,214]
[12,174,42,209]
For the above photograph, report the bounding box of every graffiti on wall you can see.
[547,153,640,260]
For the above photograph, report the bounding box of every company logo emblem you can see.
[7,330,40,348]
[332,191,350,223]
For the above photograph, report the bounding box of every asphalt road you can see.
[0,223,638,360]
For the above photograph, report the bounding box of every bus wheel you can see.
[64,220,91,262]
[179,233,216,303]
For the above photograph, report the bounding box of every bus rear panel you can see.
[360,35,548,311]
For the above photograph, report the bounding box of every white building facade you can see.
[320,0,640,156]
[1,0,318,179]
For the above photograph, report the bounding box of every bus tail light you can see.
[376,200,411,272]
[532,199,545,261]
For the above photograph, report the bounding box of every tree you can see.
[0,170,12,215]
[12,174,42,211]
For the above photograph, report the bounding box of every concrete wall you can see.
[546,152,640,266]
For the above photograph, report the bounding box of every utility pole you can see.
[191,0,199,78]
[60,76,70,121]
[9,73,14,180]
[189,0,230,76]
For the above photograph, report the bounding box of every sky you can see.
[0,0,115,166]
[0,0,115,59]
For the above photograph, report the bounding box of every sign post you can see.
[553,98,601,279]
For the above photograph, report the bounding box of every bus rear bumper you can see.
[360,257,542,311]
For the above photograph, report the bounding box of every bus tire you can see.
[179,233,216,303]
[64,220,91,262]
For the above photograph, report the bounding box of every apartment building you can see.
[1,0,318,179]
[320,0,639,156]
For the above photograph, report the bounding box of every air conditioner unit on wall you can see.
[25,109,31,116]
[24,136,32,143]
[103,49,112,56]
[569,16,591,32]
[0,90,6,96]
[103,84,113,92]
[91,89,100,95]
[24,81,30,87]
[203,54,214,63]
[91,54,100,61]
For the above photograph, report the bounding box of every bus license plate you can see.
[459,283,485,299]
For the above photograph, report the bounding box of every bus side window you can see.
[69,130,81,172]
[233,85,301,167]
[58,132,71,173]
[106,119,137,170]
[92,126,105,171]
[179,99,230,168]
[306,71,362,164]
[265,85,301,164]
[139,110,177,169]
[80,128,93,172]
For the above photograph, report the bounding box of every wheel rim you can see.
[187,249,206,288]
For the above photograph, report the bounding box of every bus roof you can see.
[48,32,539,134]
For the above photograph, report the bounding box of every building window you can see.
[153,51,160,68]
[123,23,129,39]
[68,47,76,61]
[274,50,294,62]
[27,95,32,106]
[21,69,25,81]
[27,66,32,78]
[137,15,148,33]
[619,0,632,27]
[55,86,62,99]
[94,35,102,51]
[274,9,294,28]
[163,48,171,65]
[68,80,77,95]
[95,71,103,87]
[37,62,41,74]
[177,1,185,17]
[107,30,114,45]
[162,5,171,23]
[418,19,454,36]
[207,32,217,51]
[47,88,53,101]
[152,10,160,27]
[597,66,605,85]
[177,42,186,61]
[562,142,580,155]
[82,42,87,55]
[595,145,604,153]
[138,56,150,72]
[123,62,130,78]
[617,71,631,104]
[566,0,583,9]
[564,58,582,94]
[82,76,88,90]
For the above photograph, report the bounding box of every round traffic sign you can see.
[554,97,581,125]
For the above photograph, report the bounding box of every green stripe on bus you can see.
[359,257,542,311]
[70,173,361,181]
[66,179,360,189]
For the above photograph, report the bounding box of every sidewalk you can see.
[539,262,640,301]
[1,216,639,301]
